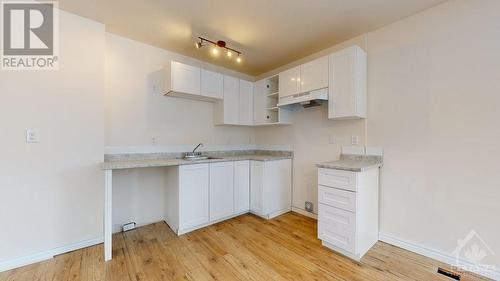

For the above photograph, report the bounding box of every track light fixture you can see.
[196,37,242,63]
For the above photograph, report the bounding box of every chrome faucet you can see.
[193,143,204,153]
[183,143,205,159]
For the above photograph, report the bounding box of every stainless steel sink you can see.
[181,143,222,161]
[181,155,222,161]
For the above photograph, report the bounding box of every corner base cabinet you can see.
[250,159,292,219]
[317,167,379,261]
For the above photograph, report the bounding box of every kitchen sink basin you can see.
[182,156,222,161]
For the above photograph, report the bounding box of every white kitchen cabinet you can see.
[209,162,235,221]
[279,66,300,98]
[239,79,254,125]
[201,69,223,99]
[299,56,329,93]
[162,61,201,98]
[253,79,267,125]
[317,167,379,261]
[234,160,250,214]
[328,46,367,119]
[165,158,291,236]
[250,161,264,214]
[254,75,292,126]
[164,164,209,235]
[250,159,292,219]
[214,75,240,125]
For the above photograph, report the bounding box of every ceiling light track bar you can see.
[197,36,242,55]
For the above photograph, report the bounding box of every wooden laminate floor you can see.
[0,212,490,281]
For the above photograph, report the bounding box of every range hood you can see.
[277,88,328,108]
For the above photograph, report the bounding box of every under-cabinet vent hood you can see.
[277,88,328,108]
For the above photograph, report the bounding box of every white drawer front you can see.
[318,204,356,253]
[318,168,357,191]
[318,185,356,212]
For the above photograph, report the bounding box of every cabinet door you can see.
[250,161,263,214]
[239,79,254,125]
[300,56,328,93]
[234,161,250,214]
[223,75,240,125]
[209,162,235,221]
[179,164,209,230]
[279,66,300,98]
[201,69,223,99]
[328,46,366,119]
[171,61,201,95]
[262,159,292,215]
[253,79,266,125]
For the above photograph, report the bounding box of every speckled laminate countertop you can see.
[316,154,382,172]
[102,150,292,170]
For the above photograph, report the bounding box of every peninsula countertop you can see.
[102,151,292,170]
[316,154,382,172]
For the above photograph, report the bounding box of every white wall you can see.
[105,34,255,231]
[0,11,105,264]
[256,0,500,267]
[367,0,500,266]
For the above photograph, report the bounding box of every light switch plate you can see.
[26,129,39,143]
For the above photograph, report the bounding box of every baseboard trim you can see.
[291,207,318,219]
[0,237,103,273]
[379,233,500,280]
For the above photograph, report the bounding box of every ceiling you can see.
[58,0,447,76]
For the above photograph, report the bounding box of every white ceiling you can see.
[58,0,447,76]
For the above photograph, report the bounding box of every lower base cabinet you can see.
[165,159,292,235]
[234,161,250,213]
[165,160,256,235]
[250,159,292,219]
[317,167,379,261]
[210,162,235,221]
[164,163,210,235]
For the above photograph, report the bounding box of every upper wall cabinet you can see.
[300,56,329,93]
[279,66,300,98]
[254,75,292,126]
[239,79,254,126]
[201,69,223,99]
[215,75,240,125]
[162,61,223,102]
[328,46,367,119]
[163,61,200,97]
[278,57,328,98]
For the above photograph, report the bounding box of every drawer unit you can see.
[317,167,379,261]
[318,185,356,212]
[319,204,356,253]
[318,168,357,191]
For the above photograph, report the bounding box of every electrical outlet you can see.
[328,135,336,144]
[151,137,157,144]
[305,201,314,213]
[26,129,39,143]
[351,135,359,145]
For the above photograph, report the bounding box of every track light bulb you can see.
[227,50,232,57]
[196,42,202,49]
[236,56,242,63]
[211,46,219,55]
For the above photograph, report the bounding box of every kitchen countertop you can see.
[102,151,292,170]
[316,154,382,172]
